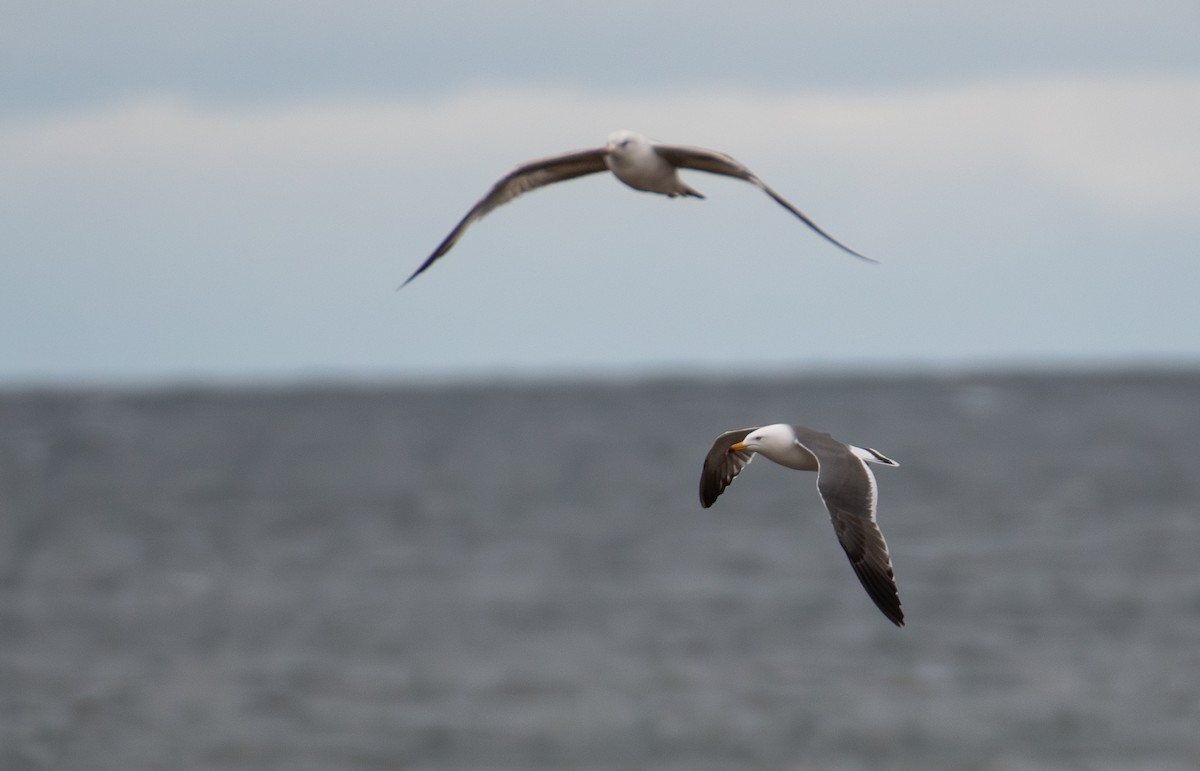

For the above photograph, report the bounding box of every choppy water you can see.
[2,372,1199,770]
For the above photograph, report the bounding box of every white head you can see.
[605,129,647,156]
[729,424,796,455]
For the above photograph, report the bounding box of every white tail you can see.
[851,445,899,467]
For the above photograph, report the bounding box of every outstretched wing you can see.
[652,144,873,263]
[698,427,758,508]
[798,431,904,626]
[402,147,609,286]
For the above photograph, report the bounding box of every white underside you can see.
[605,145,686,195]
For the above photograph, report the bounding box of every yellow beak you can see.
[729,441,747,452]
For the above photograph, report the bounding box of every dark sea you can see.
[2,372,1199,770]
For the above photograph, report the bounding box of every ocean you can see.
[2,371,1198,770]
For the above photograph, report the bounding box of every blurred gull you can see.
[700,423,905,626]
[403,129,872,286]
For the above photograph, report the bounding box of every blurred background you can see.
[3,0,1199,382]
[2,2,1199,768]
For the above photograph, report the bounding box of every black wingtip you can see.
[868,589,905,627]
[398,256,436,290]
[807,223,877,264]
[877,594,905,627]
[848,559,905,626]
[835,242,878,264]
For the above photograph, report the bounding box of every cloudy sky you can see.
[3,2,1198,384]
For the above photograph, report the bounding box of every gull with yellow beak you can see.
[699,423,905,626]
[402,129,871,286]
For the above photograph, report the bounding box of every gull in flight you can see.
[402,129,872,286]
[699,423,905,626]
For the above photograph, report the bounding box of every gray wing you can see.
[651,144,874,263]
[797,430,904,626]
[402,147,609,286]
[699,427,758,508]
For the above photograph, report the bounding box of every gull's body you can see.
[402,129,871,286]
[602,130,703,197]
[699,423,904,626]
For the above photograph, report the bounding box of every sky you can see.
[2,1,1199,384]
